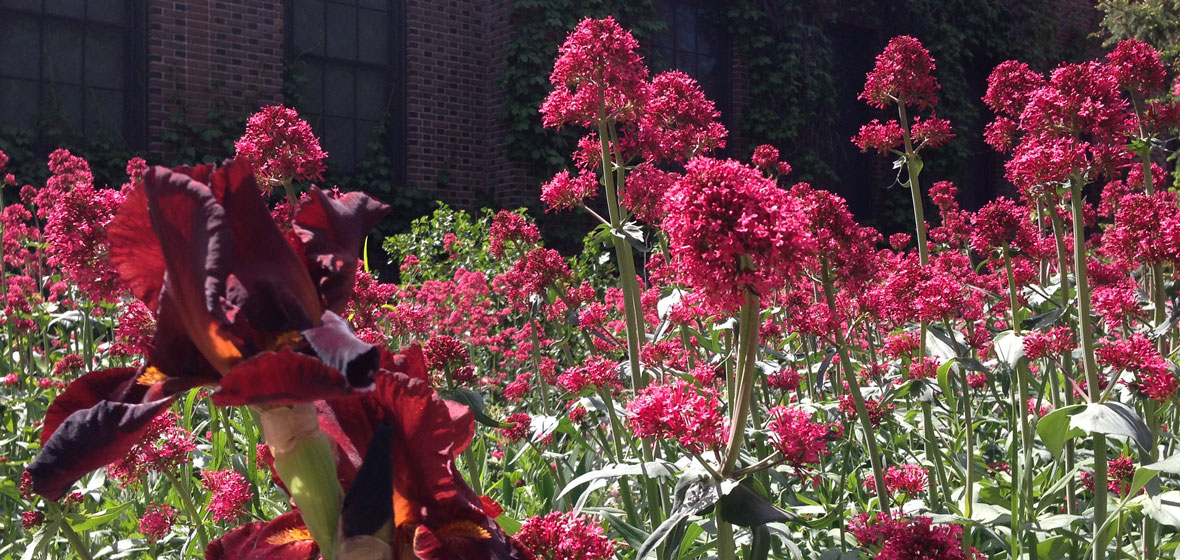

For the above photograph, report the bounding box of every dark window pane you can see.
[675,3,694,52]
[0,13,40,79]
[0,0,42,10]
[325,3,357,59]
[0,78,38,127]
[86,26,124,89]
[47,82,84,132]
[355,68,389,119]
[323,116,355,171]
[87,0,126,24]
[43,19,85,84]
[85,87,122,137]
[298,61,325,113]
[44,0,85,17]
[357,0,388,10]
[323,66,355,117]
[357,8,388,64]
[292,0,325,55]
[356,119,378,156]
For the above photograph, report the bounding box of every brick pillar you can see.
[146,1,285,160]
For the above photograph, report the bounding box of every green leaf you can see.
[717,483,797,527]
[68,502,131,532]
[1141,490,1180,528]
[993,330,1025,371]
[1036,404,1086,456]
[749,524,772,560]
[1068,401,1152,451]
[937,358,957,408]
[554,460,676,502]
[1037,536,1073,559]
[438,388,506,428]
[496,515,522,536]
[1127,453,1180,497]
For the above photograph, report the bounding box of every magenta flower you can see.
[663,157,812,313]
[765,406,833,475]
[859,36,941,109]
[1106,39,1166,94]
[139,503,177,542]
[626,379,726,454]
[202,469,253,523]
[540,17,648,129]
[234,105,328,189]
[516,511,615,560]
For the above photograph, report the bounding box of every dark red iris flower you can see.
[205,510,319,560]
[323,347,529,560]
[27,158,390,500]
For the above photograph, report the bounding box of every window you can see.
[287,0,404,176]
[0,0,145,148]
[652,0,731,123]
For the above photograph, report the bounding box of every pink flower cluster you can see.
[234,104,328,189]
[850,512,980,560]
[200,469,253,523]
[516,511,615,560]
[626,379,726,454]
[107,411,196,485]
[765,406,833,475]
[663,158,811,313]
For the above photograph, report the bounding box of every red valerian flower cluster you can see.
[1095,334,1178,402]
[201,469,254,523]
[663,157,812,313]
[516,511,616,560]
[626,379,726,454]
[31,149,126,303]
[765,406,834,475]
[1081,455,1137,497]
[106,410,196,486]
[859,36,941,109]
[234,105,328,189]
[540,16,648,129]
[850,512,981,560]
[139,503,177,542]
[488,210,541,258]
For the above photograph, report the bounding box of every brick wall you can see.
[404,0,490,207]
[146,1,284,158]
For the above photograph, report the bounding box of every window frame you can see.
[283,0,406,181]
[0,0,147,150]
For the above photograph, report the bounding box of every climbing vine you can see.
[499,0,663,179]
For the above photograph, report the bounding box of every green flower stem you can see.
[446,370,484,498]
[1003,243,1036,554]
[1069,175,1107,560]
[596,111,664,531]
[49,502,95,560]
[715,288,761,560]
[920,400,947,508]
[163,469,211,553]
[600,389,642,528]
[1047,202,1079,514]
[821,262,889,512]
[527,320,552,414]
[595,116,645,392]
[720,288,761,478]
[259,404,342,560]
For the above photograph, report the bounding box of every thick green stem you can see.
[50,502,95,560]
[921,400,948,508]
[1004,243,1036,553]
[715,289,760,560]
[164,469,211,553]
[596,118,646,392]
[1069,176,1106,560]
[821,263,889,511]
[260,404,342,560]
[527,320,552,414]
[1048,202,1079,514]
[720,289,761,478]
[601,390,642,528]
